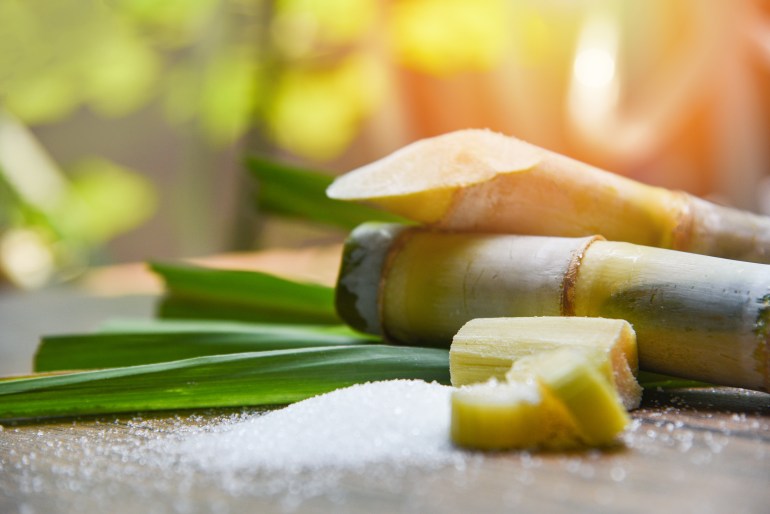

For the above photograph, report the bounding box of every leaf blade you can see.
[1,345,450,420]
[35,323,377,371]
[95,318,367,336]
[246,156,407,229]
[150,262,339,324]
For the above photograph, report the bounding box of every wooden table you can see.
[1,288,769,513]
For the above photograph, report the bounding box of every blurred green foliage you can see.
[0,0,263,284]
[57,158,157,245]
[0,0,523,160]
[0,112,157,286]
[0,0,519,286]
[0,0,263,144]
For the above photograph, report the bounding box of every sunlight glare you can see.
[573,47,616,88]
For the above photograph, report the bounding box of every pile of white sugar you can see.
[1,380,476,512]
[167,379,467,473]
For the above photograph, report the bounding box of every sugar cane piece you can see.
[327,129,770,263]
[509,349,630,447]
[450,349,630,450]
[450,317,642,410]
[336,223,770,392]
[450,378,582,450]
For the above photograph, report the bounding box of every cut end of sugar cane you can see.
[451,349,630,450]
[326,129,542,223]
[335,223,409,335]
[325,129,542,225]
[450,317,642,410]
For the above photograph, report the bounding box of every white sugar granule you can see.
[170,379,465,473]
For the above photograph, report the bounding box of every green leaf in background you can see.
[35,322,377,371]
[0,345,450,420]
[150,262,339,324]
[57,157,157,244]
[637,371,711,390]
[94,318,362,335]
[246,156,407,230]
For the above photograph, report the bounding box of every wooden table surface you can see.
[1,288,769,514]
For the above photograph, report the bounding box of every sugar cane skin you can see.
[336,224,770,392]
[327,129,770,264]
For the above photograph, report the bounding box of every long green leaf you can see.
[95,318,366,335]
[150,262,339,324]
[0,345,450,420]
[35,323,377,371]
[637,371,711,389]
[246,156,407,229]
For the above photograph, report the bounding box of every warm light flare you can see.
[573,48,616,89]
[567,12,621,146]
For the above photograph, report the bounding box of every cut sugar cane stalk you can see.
[450,317,642,410]
[336,223,770,392]
[327,129,770,264]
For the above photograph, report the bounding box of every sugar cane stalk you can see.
[327,129,770,263]
[336,223,770,392]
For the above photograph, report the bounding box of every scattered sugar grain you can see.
[170,379,465,473]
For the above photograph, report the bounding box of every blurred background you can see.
[0,0,769,290]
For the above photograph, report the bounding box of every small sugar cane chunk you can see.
[450,317,641,409]
[450,349,631,450]
[450,379,581,450]
[509,349,631,447]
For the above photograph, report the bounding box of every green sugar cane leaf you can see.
[156,296,336,325]
[246,156,407,229]
[150,262,339,324]
[35,324,378,371]
[0,345,450,420]
[95,318,369,337]
[637,371,712,390]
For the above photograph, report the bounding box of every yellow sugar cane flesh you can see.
[327,129,770,263]
[450,378,582,450]
[510,349,631,447]
[450,317,642,410]
[450,349,630,450]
